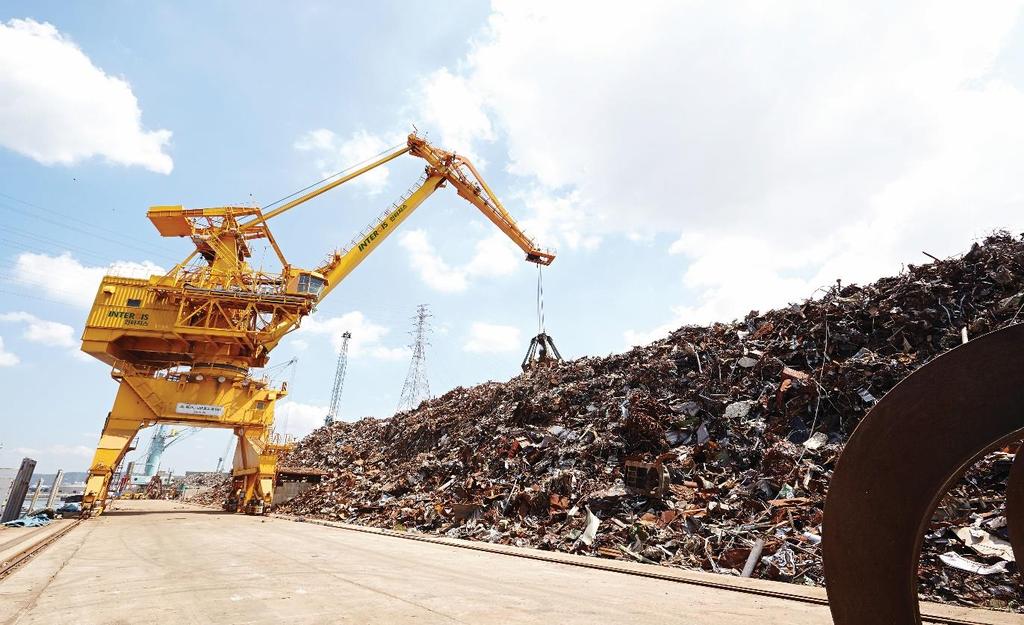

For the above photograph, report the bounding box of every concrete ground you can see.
[0,500,1017,625]
[0,519,75,567]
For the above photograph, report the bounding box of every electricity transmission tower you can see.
[397,304,432,413]
[325,331,352,426]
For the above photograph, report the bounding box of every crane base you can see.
[81,369,289,516]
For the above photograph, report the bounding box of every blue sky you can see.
[3,1,1024,473]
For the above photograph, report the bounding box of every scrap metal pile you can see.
[279,233,1022,611]
[181,472,232,505]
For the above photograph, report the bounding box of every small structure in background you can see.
[272,466,327,506]
[27,478,44,512]
[0,457,36,523]
[397,304,432,413]
[325,331,352,426]
[45,469,65,509]
[0,467,15,511]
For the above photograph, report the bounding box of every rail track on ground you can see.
[269,512,1009,625]
[0,520,81,581]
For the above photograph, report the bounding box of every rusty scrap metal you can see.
[267,233,1024,613]
[1009,447,1024,576]
[823,322,1024,625]
[623,458,670,498]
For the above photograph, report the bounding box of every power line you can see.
[0,198,180,263]
[262,142,404,211]
[0,288,78,307]
[0,191,181,255]
[0,234,126,266]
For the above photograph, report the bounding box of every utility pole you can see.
[27,478,43,512]
[397,304,432,413]
[325,331,352,426]
[1,458,35,523]
[46,469,64,509]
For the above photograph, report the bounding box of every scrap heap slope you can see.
[281,232,1023,611]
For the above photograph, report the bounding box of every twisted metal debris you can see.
[270,233,1023,612]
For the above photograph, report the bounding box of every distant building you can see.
[0,467,16,509]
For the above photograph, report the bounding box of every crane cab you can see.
[286,270,326,297]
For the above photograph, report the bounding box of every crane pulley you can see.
[78,132,556,517]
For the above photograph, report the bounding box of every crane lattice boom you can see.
[325,332,351,426]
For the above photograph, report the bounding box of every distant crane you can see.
[142,425,198,476]
[324,331,352,425]
[214,434,235,473]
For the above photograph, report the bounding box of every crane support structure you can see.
[79,133,554,516]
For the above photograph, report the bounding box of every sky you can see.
[2,1,1024,474]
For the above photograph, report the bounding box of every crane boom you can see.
[407,135,555,266]
[78,132,555,517]
[316,172,445,302]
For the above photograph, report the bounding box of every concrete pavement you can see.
[0,500,1017,625]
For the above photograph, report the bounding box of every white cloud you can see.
[464,322,521,353]
[274,401,328,439]
[0,311,76,347]
[0,19,172,173]
[0,336,18,367]
[9,252,164,308]
[468,232,525,278]
[11,443,91,459]
[294,128,397,196]
[296,310,408,361]
[47,443,93,458]
[419,1,1024,340]
[515,187,601,253]
[412,68,495,164]
[399,230,467,292]
[398,229,521,292]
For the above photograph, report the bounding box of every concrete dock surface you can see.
[0,519,76,568]
[0,500,1018,625]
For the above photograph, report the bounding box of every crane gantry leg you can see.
[82,410,145,516]
[227,425,281,514]
[81,367,288,517]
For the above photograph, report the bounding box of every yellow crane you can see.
[79,133,555,516]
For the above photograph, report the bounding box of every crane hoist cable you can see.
[536,264,546,335]
[523,265,563,371]
[262,142,405,211]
